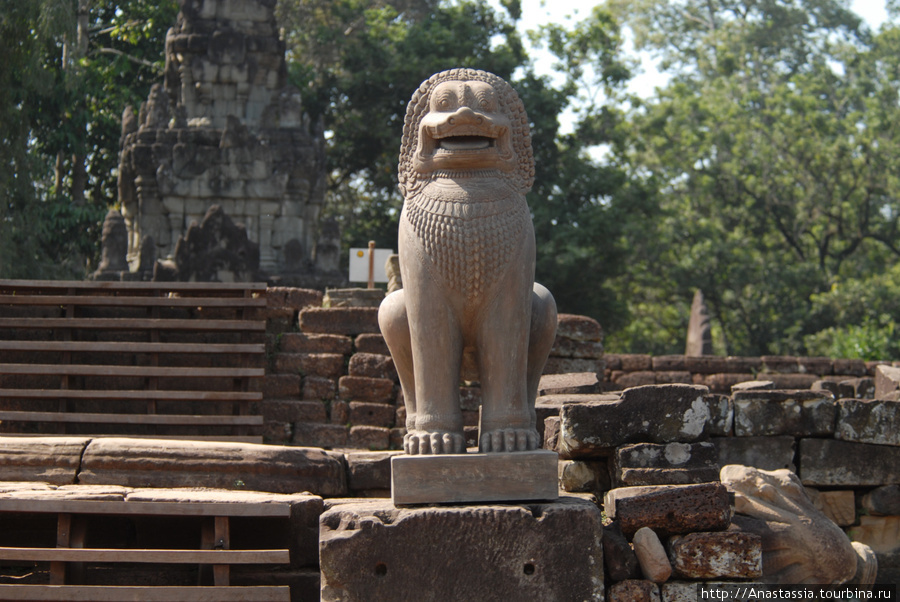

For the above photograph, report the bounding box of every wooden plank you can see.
[0,411,264,426]
[0,499,292,517]
[0,318,265,331]
[0,364,264,378]
[0,433,264,443]
[0,341,265,354]
[0,279,267,293]
[213,516,231,586]
[0,584,290,601]
[0,547,290,564]
[0,389,262,402]
[0,295,266,308]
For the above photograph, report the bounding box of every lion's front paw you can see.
[479,428,539,453]
[404,430,466,454]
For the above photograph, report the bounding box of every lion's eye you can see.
[433,90,457,111]
[476,90,496,112]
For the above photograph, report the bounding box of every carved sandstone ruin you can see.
[117,0,327,280]
[379,68,558,455]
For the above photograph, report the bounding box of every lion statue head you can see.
[398,68,535,196]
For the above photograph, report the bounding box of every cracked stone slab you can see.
[558,384,731,459]
[0,436,90,485]
[319,497,604,601]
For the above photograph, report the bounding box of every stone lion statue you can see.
[379,68,557,455]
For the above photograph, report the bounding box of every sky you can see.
[499,0,891,99]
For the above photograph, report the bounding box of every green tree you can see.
[604,0,900,355]
[0,0,176,279]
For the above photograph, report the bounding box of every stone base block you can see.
[319,497,603,601]
[391,450,558,505]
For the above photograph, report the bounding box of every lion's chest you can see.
[403,188,530,302]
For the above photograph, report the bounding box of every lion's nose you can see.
[447,106,485,126]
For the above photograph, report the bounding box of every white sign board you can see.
[349,248,394,283]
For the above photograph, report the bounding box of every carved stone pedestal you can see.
[390,450,559,505]
[319,497,604,601]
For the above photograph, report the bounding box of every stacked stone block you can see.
[542,382,900,589]
[606,352,889,395]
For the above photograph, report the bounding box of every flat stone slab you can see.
[712,436,796,472]
[799,438,900,486]
[0,437,90,485]
[319,497,604,601]
[604,482,731,537]
[77,437,347,496]
[836,398,900,446]
[668,531,762,579]
[733,389,835,437]
[391,450,558,505]
[558,384,731,458]
[613,442,719,487]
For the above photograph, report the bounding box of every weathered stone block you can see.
[78,438,347,496]
[261,374,300,399]
[712,436,796,472]
[836,398,900,446]
[302,375,335,401]
[763,373,820,389]
[550,337,604,359]
[838,377,876,399]
[804,488,856,526]
[558,459,611,494]
[833,358,868,377]
[612,370,657,388]
[605,482,731,537]
[274,353,345,379]
[725,356,762,373]
[608,580,660,602]
[347,352,397,381]
[685,356,728,374]
[558,385,730,458]
[668,531,762,579]
[799,438,900,486]
[354,333,390,355]
[620,354,652,371]
[349,425,390,450]
[603,519,641,581]
[292,423,348,450]
[280,332,352,355]
[348,401,395,428]
[338,376,394,403]
[261,400,326,424]
[538,372,600,396]
[652,355,686,371]
[847,515,900,554]
[733,389,835,437]
[460,386,482,411]
[761,355,800,373]
[346,451,402,492]
[694,373,757,394]
[299,307,380,335]
[0,437,89,485]
[875,364,900,400]
[862,484,900,515]
[330,400,349,425]
[556,313,602,341]
[654,371,693,385]
[391,451,558,505]
[319,498,604,601]
[542,357,602,375]
[613,442,719,487]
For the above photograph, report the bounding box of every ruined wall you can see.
[118,0,326,277]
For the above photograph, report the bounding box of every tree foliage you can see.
[603,0,900,357]
[0,0,176,279]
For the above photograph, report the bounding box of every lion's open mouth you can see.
[437,136,494,152]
